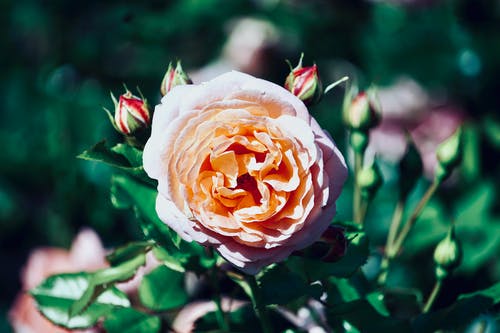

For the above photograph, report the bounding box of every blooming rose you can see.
[9,229,107,333]
[143,71,347,274]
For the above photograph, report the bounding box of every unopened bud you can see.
[399,137,423,199]
[350,130,369,154]
[293,226,348,262]
[160,61,192,96]
[320,225,348,262]
[357,161,383,200]
[107,88,150,136]
[284,54,323,106]
[343,90,380,131]
[433,226,462,280]
[435,127,463,182]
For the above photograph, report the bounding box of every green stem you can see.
[358,198,369,225]
[423,280,443,313]
[353,151,363,224]
[209,258,229,332]
[213,286,229,332]
[247,276,273,333]
[377,199,405,285]
[390,181,440,260]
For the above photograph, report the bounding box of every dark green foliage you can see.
[3,1,500,332]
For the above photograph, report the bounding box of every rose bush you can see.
[143,71,347,274]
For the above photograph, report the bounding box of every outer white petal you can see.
[143,85,194,181]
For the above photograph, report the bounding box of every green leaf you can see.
[106,242,152,267]
[227,272,253,301]
[326,299,411,333]
[405,183,500,273]
[139,265,188,311]
[333,220,363,233]
[78,140,130,167]
[258,264,322,305]
[328,277,361,303]
[376,288,422,319]
[287,233,369,281]
[79,141,155,187]
[151,242,217,274]
[103,308,160,333]
[194,304,260,333]
[30,273,130,329]
[151,246,186,272]
[78,141,143,175]
[412,281,500,332]
[69,253,145,317]
[111,143,143,167]
[454,183,500,273]
[111,174,180,251]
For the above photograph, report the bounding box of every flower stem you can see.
[390,180,440,260]
[247,275,273,333]
[377,199,405,285]
[353,151,363,224]
[208,250,230,332]
[423,280,443,313]
[359,198,369,225]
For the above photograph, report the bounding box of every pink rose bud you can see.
[343,91,380,131]
[320,225,348,262]
[109,88,151,135]
[284,54,323,106]
[160,61,193,96]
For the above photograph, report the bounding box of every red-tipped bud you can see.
[343,90,380,131]
[160,61,192,96]
[284,55,323,106]
[108,88,150,135]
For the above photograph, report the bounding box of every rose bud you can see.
[343,90,381,131]
[435,127,463,182]
[284,54,323,106]
[433,225,462,280]
[107,88,151,136]
[357,160,383,200]
[161,61,193,96]
[320,225,348,262]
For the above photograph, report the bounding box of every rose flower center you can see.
[183,119,315,248]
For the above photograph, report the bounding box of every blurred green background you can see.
[1,0,499,330]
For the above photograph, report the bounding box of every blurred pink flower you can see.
[189,18,281,82]
[172,297,247,333]
[367,77,464,179]
[366,77,429,164]
[116,251,159,297]
[9,229,107,333]
[411,106,465,178]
